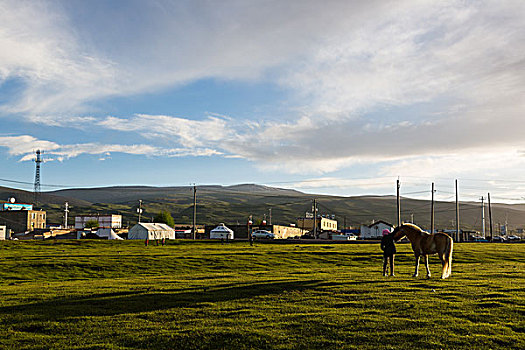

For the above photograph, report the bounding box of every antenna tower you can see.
[33,149,43,206]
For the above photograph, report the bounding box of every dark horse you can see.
[392,223,453,279]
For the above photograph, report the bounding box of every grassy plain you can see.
[0,240,523,349]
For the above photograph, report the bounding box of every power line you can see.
[401,190,432,195]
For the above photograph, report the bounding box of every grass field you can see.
[0,240,523,349]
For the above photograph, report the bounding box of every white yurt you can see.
[95,228,124,240]
[210,224,234,239]
[128,223,175,240]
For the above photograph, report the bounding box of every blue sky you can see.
[1,0,525,203]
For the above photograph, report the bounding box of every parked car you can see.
[332,233,358,241]
[332,234,349,241]
[493,236,507,242]
[251,230,275,239]
[507,235,521,241]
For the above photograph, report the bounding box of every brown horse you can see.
[392,223,453,279]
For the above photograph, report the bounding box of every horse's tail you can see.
[445,237,453,278]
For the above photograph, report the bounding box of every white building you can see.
[75,215,122,229]
[296,217,338,231]
[360,220,393,239]
[128,223,175,240]
[0,225,6,240]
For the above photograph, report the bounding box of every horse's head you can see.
[392,223,424,241]
[392,225,406,242]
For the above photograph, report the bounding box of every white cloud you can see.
[0,0,385,116]
[98,114,230,148]
[214,0,525,170]
[0,135,60,156]
[0,135,220,162]
[0,0,119,114]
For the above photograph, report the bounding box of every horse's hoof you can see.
[426,274,431,279]
[412,274,418,278]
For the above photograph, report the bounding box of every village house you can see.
[360,220,393,239]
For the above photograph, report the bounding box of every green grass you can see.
[0,241,523,349]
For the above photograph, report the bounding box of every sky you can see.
[1,0,525,203]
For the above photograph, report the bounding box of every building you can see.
[1,201,33,211]
[0,225,6,240]
[360,220,393,239]
[128,223,175,240]
[74,215,122,229]
[271,225,304,239]
[0,210,46,233]
[296,217,338,232]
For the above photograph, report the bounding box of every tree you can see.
[154,210,175,227]
[85,220,99,229]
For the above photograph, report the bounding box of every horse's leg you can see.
[413,255,420,277]
[446,240,453,278]
[439,252,447,279]
[424,255,431,278]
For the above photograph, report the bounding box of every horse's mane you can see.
[393,223,430,239]
[402,223,425,232]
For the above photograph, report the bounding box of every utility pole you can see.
[312,199,317,239]
[430,182,435,234]
[64,202,69,229]
[269,208,272,225]
[137,200,143,223]
[396,179,401,227]
[455,179,460,242]
[505,213,508,237]
[480,196,485,238]
[488,193,493,241]
[344,216,347,230]
[505,213,509,236]
[193,185,197,240]
[410,213,414,224]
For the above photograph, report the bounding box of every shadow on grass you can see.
[0,280,322,320]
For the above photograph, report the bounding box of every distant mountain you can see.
[48,184,304,204]
[1,184,524,232]
[0,186,90,207]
